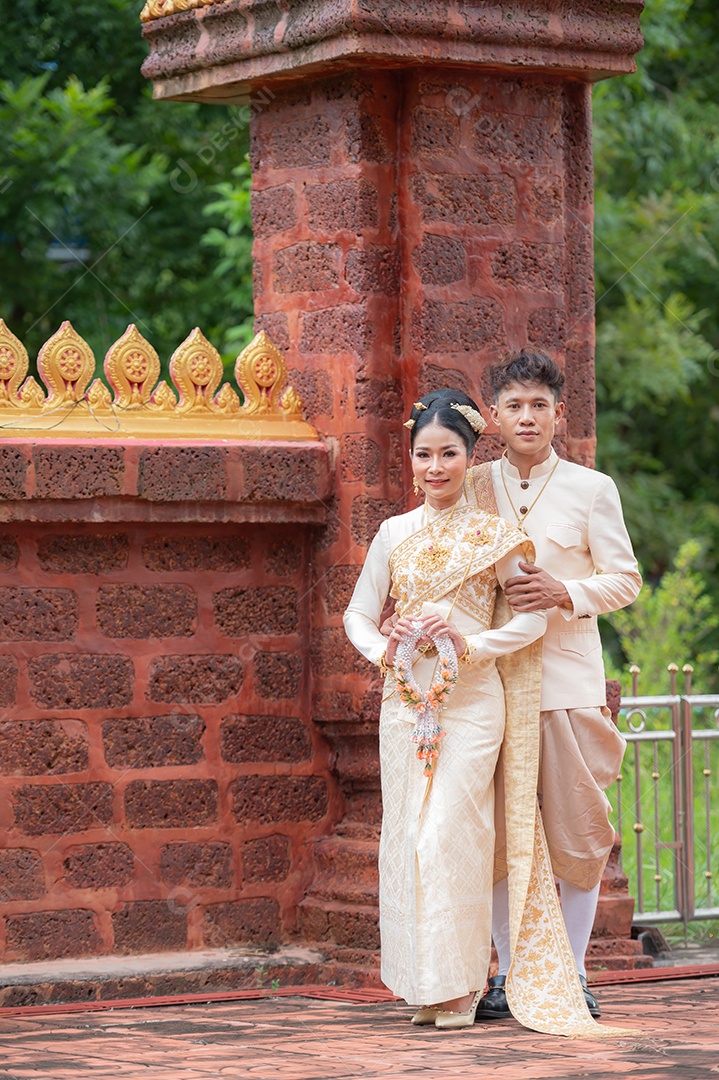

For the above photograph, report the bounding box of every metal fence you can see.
[614,664,719,927]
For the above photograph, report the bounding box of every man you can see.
[473,349,641,1019]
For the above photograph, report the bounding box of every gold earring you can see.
[413,477,420,496]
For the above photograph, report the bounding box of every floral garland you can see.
[393,621,459,776]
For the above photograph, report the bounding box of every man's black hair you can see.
[487,350,564,402]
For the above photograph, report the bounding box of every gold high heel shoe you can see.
[434,990,482,1030]
[411,1005,441,1025]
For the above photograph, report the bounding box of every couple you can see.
[343,350,641,1038]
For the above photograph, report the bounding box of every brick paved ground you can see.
[0,977,716,1080]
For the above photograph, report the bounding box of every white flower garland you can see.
[393,621,459,776]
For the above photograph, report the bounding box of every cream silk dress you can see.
[344,499,546,1005]
[344,493,637,1039]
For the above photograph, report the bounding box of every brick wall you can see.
[0,440,337,963]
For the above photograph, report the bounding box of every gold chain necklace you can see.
[499,454,559,533]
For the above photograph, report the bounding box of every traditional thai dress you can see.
[344,491,635,1039]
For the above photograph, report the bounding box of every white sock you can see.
[491,877,511,977]
[558,879,600,978]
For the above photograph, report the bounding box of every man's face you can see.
[489,381,564,462]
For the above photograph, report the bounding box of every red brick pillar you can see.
[250,73,404,971]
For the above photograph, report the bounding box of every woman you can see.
[343,388,548,1028]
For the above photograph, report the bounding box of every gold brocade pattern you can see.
[389,507,528,627]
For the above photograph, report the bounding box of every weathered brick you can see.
[324,565,361,614]
[306,177,378,233]
[312,627,367,677]
[412,233,467,285]
[0,719,88,775]
[0,534,20,570]
[202,898,280,947]
[473,110,557,165]
[0,447,27,499]
[240,446,321,503]
[33,447,124,498]
[37,534,129,574]
[142,534,251,572]
[213,586,298,636]
[231,775,327,825]
[300,304,371,357]
[345,110,392,163]
[97,585,197,639]
[0,655,17,706]
[490,241,563,290]
[0,588,77,641]
[412,174,517,225]
[350,496,396,546]
[112,900,187,954]
[0,849,45,900]
[160,842,234,889]
[340,436,381,485]
[220,714,312,764]
[527,307,567,349]
[354,377,403,421]
[5,909,102,961]
[242,836,290,884]
[13,783,114,836]
[63,843,135,889]
[124,779,218,828]
[254,311,290,353]
[252,184,297,237]
[137,447,227,502]
[273,242,341,294]
[29,654,134,709]
[412,107,459,155]
[345,247,398,295]
[266,114,331,168]
[415,298,504,353]
[290,367,335,419]
[253,652,303,699]
[149,655,243,704]
[526,171,563,225]
[262,537,303,577]
[102,714,204,769]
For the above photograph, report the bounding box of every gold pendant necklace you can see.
[500,455,559,532]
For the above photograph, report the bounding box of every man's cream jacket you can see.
[486,450,641,711]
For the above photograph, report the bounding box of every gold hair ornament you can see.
[451,403,487,435]
[403,418,415,429]
[413,402,427,411]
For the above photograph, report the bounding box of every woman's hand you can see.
[385,616,422,665]
[417,614,467,660]
[385,614,466,665]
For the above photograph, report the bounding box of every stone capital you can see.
[142,0,644,102]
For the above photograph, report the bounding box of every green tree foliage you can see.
[594,0,719,685]
[0,0,254,374]
[603,540,719,692]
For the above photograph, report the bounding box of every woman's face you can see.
[411,420,470,511]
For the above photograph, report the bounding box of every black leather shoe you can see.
[475,975,512,1020]
[579,974,601,1018]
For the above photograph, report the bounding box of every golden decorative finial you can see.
[105,325,160,408]
[38,321,95,406]
[0,319,29,407]
[0,321,317,441]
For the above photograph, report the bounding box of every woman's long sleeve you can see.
[463,549,547,661]
[343,521,392,666]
